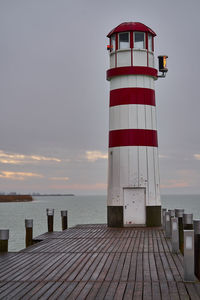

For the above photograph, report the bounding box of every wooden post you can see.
[25,219,33,247]
[165,212,171,238]
[183,214,193,230]
[175,209,184,255]
[194,220,200,280]
[162,208,167,229]
[168,210,175,237]
[171,217,179,253]
[0,229,9,253]
[46,209,54,232]
[184,230,195,281]
[61,210,68,230]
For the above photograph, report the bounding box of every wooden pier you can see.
[1,224,200,299]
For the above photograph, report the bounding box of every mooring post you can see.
[193,220,200,280]
[25,219,33,247]
[183,214,193,230]
[165,211,171,238]
[175,209,184,254]
[162,208,167,229]
[184,230,195,281]
[61,210,68,231]
[46,209,54,232]
[171,217,179,253]
[168,210,175,237]
[0,229,9,253]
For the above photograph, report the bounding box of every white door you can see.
[123,188,146,226]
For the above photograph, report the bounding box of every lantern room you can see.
[107,22,156,69]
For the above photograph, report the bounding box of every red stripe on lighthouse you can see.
[109,129,158,147]
[107,66,157,80]
[110,88,155,107]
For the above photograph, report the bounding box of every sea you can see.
[0,194,200,252]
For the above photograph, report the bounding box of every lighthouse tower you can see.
[107,22,161,227]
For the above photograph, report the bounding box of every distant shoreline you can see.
[0,194,75,202]
[33,194,75,197]
[0,195,33,202]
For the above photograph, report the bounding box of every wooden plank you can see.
[154,253,167,281]
[34,282,63,300]
[160,252,174,281]
[59,253,87,280]
[89,253,109,281]
[57,282,79,299]
[45,253,81,281]
[133,281,143,300]
[74,252,99,281]
[168,281,180,300]
[85,282,102,299]
[76,282,94,300]
[97,252,115,281]
[136,253,143,281]
[113,252,126,281]
[120,253,132,281]
[105,252,121,281]
[0,282,24,299]
[143,281,152,300]
[143,252,151,281]
[104,282,119,300]
[128,253,137,281]
[28,282,55,300]
[149,253,158,281]
[113,282,127,300]
[66,282,87,299]
[185,283,200,300]
[123,282,134,299]
[94,281,110,300]
[151,282,161,299]
[160,281,170,300]
[48,282,71,300]
[166,252,182,281]
[176,282,189,300]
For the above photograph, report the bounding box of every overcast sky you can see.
[0,0,200,195]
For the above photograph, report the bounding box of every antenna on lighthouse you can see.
[158,55,168,78]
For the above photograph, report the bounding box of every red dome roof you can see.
[107,22,156,37]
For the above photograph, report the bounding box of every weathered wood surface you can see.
[0,225,200,299]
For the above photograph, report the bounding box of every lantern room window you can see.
[134,32,145,49]
[148,34,153,51]
[111,35,116,52]
[119,32,129,49]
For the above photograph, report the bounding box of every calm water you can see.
[0,194,200,251]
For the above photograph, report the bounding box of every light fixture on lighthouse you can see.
[158,55,168,77]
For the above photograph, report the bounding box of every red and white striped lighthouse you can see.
[107,22,162,227]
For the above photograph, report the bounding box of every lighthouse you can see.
[107,22,167,227]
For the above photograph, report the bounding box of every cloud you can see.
[50,177,69,181]
[85,151,108,162]
[159,154,169,159]
[0,150,61,165]
[194,154,200,160]
[0,171,43,181]
[160,179,190,189]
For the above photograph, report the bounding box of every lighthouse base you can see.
[146,206,161,227]
[107,205,161,227]
[107,206,123,227]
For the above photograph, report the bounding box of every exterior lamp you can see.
[158,55,168,78]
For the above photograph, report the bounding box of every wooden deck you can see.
[0,224,200,299]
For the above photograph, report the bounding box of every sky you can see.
[0,0,200,195]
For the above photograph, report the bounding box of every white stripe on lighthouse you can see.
[109,105,157,131]
[110,75,155,91]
